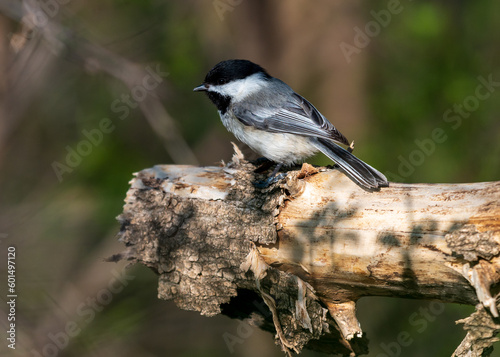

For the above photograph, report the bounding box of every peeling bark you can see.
[112,151,500,356]
[452,304,500,357]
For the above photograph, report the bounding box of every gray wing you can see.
[233,92,350,146]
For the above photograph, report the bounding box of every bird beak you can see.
[193,84,208,92]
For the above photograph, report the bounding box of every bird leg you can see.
[253,163,286,188]
[252,157,275,173]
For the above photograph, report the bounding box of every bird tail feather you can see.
[313,138,389,189]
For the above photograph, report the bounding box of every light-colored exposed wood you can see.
[260,169,500,306]
[116,160,500,356]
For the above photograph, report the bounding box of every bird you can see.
[193,59,388,190]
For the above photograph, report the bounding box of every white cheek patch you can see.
[210,73,267,101]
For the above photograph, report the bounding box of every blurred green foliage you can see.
[1,1,500,356]
[369,1,500,184]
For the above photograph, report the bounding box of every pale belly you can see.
[221,113,318,164]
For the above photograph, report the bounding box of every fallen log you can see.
[111,148,500,356]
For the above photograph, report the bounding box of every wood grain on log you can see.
[112,151,500,356]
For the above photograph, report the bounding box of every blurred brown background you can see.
[1,0,500,356]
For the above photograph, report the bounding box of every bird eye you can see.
[218,78,226,85]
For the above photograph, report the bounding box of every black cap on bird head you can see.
[195,59,270,90]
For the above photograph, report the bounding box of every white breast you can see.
[220,112,318,165]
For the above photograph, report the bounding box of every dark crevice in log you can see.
[112,152,500,356]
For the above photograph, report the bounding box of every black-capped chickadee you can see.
[194,59,388,189]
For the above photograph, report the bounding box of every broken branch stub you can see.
[113,153,500,356]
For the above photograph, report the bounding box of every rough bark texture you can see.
[452,304,500,357]
[112,150,500,356]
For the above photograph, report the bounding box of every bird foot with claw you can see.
[253,173,287,188]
